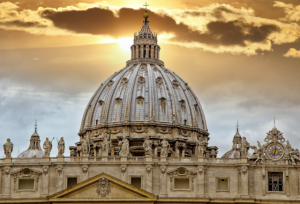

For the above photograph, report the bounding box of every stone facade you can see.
[1,9,300,204]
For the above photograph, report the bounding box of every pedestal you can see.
[57,156,64,162]
[102,157,108,162]
[82,156,89,162]
[121,156,127,162]
[198,157,204,162]
[160,156,167,162]
[145,156,153,162]
[3,158,12,163]
[43,157,50,162]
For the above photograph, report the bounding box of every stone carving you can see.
[136,96,144,105]
[96,177,111,197]
[109,128,123,134]
[156,77,163,86]
[211,148,218,158]
[168,167,197,190]
[131,125,148,133]
[143,136,153,156]
[198,167,206,175]
[57,137,65,157]
[115,98,122,105]
[120,78,128,88]
[43,137,53,157]
[159,98,167,113]
[82,165,88,173]
[240,137,250,158]
[91,130,102,138]
[120,165,127,173]
[179,130,190,137]
[3,138,13,158]
[196,137,206,157]
[56,165,63,176]
[250,141,266,164]
[264,127,285,144]
[11,168,41,192]
[107,80,114,87]
[81,137,90,156]
[287,149,300,165]
[160,165,166,174]
[146,165,153,174]
[239,166,248,176]
[3,167,11,176]
[118,136,130,156]
[43,166,49,175]
[161,138,170,157]
[156,127,172,134]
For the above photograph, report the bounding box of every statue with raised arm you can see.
[196,137,206,157]
[57,137,65,156]
[43,137,52,157]
[161,138,170,157]
[81,137,90,156]
[3,138,13,158]
[143,136,153,156]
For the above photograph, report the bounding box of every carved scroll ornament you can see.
[179,130,191,137]
[131,126,148,133]
[156,127,172,134]
[96,177,111,197]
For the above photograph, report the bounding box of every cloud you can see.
[283,48,300,58]
[274,1,300,22]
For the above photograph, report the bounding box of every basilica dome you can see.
[76,10,215,158]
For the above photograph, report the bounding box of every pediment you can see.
[48,173,156,202]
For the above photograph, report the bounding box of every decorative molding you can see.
[179,129,191,137]
[11,168,41,193]
[96,177,111,197]
[156,127,172,134]
[56,165,63,176]
[160,165,166,174]
[198,167,206,175]
[239,166,248,176]
[146,165,153,174]
[109,127,123,134]
[131,126,148,133]
[43,166,49,176]
[172,80,179,88]
[82,165,89,173]
[167,167,197,177]
[3,167,11,176]
[120,165,127,173]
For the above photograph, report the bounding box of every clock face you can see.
[267,143,284,160]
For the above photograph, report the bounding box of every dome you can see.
[75,12,216,159]
[18,125,44,158]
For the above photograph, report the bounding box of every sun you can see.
[117,38,133,51]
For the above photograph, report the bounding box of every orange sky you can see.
[0,0,300,157]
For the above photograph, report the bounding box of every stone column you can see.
[286,167,290,197]
[41,166,49,197]
[56,165,64,192]
[239,166,249,197]
[145,165,153,193]
[155,46,158,59]
[262,166,266,196]
[140,45,144,59]
[159,165,167,197]
[120,165,127,183]
[158,47,161,60]
[151,45,154,59]
[146,45,149,58]
[131,46,134,59]
[136,45,139,59]
[197,166,206,197]
[1,166,11,198]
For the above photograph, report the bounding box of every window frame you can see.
[173,177,191,191]
[216,177,230,192]
[266,170,285,194]
[17,178,36,192]
[64,175,80,189]
[129,175,144,189]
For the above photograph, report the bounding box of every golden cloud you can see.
[283,48,300,58]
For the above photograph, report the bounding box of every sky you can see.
[0,0,300,158]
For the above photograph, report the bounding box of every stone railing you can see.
[0,157,248,164]
[126,58,164,66]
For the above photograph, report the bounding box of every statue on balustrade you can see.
[81,137,90,156]
[161,138,170,157]
[211,149,217,158]
[241,137,250,158]
[119,136,130,156]
[43,137,52,157]
[143,136,153,156]
[102,133,111,156]
[288,149,300,165]
[57,137,65,157]
[3,138,13,158]
[196,137,206,157]
[251,141,265,164]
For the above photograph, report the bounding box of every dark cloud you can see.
[40,7,281,47]
[1,20,47,28]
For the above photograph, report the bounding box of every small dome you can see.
[18,149,44,158]
[18,125,44,158]
[222,149,240,159]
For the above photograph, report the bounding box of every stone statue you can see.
[196,137,206,157]
[143,136,153,156]
[57,137,65,156]
[288,149,300,165]
[3,138,13,158]
[160,138,170,157]
[211,149,218,158]
[241,137,250,157]
[43,137,52,157]
[119,136,129,156]
[81,137,90,156]
[253,141,265,164]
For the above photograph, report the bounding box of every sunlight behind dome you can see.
[117,38,132,51]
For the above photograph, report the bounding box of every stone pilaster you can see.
[262,166,266,196]
[151,45,154,59]
[1,166,11,198]
[41,166,49,197]
[56,165,64,192]
[286,167,290,197]
[145,165,153,193]
[82,165,89,181]
[120,165,127,183]
[159,165,167,197]
[155,46,158,59]
[146,45,149,58]
[239,165,249,197]
[136,45,139,58]
[197,166,206,197]
[140,45,144,58]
